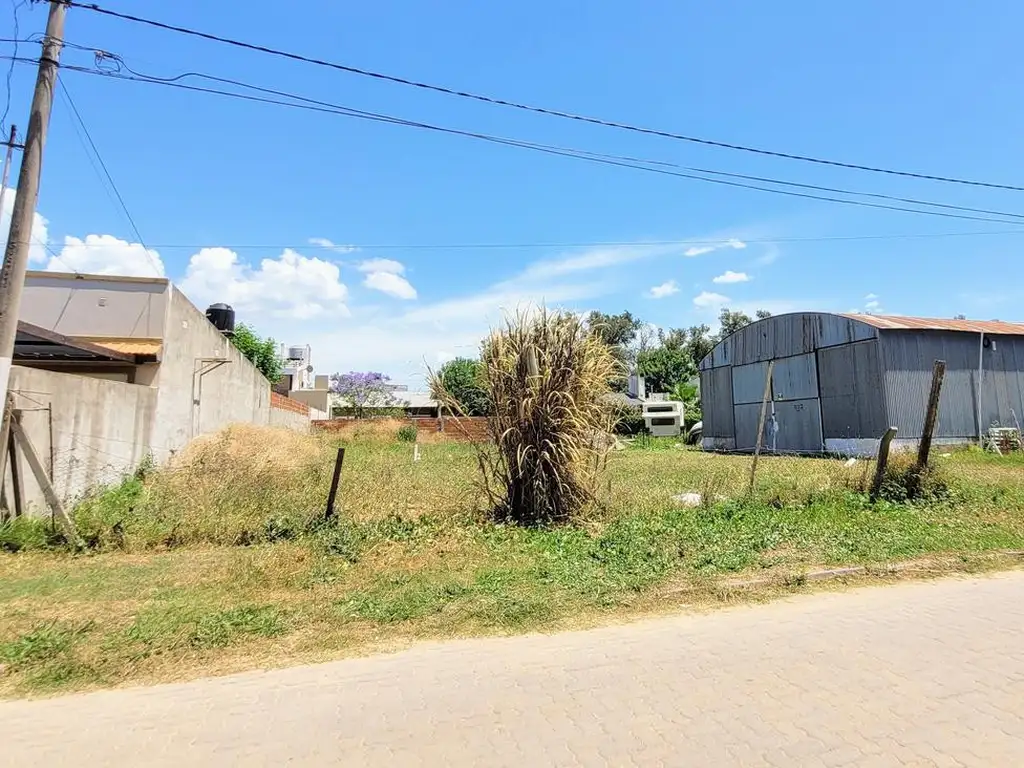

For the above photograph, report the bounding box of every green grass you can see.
[1,427,1022,697]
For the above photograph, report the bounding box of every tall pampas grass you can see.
[431,308,619,525]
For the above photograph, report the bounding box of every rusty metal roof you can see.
[840,314,1024,335]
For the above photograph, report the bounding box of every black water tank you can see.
[205,303,235,335]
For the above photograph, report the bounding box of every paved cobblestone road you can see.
[2,572,1022,767]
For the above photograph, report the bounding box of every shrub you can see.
[433,308,618,525]
[610,401,646,436]
[396,424,418,443]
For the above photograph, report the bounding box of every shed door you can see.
[771,353,823,452]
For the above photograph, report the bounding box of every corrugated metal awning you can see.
[841,314,1024,335]
[76,337,162,360]
[14,323,160,364]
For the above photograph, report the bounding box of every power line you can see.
[35,58,1024,227]
[0,2,29,133]
[64,0,1024,193]
[101,56,1024,224]
[10,230,1024,252]
[54,75,161,275]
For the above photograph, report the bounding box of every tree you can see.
[329,371,403,418]
[586,310,643,392]
[717,308,755,338]
[230,323,283,382]
[435,357,489,416]
[636,344,694,394]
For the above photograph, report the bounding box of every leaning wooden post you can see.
[7,426,23,519]
[869,427,898,501]
[324,446,346,520]
[916,360,946,471]
[747,360,775,496]
[9,410,80,548]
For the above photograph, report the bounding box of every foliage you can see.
[586,310,641,391]
[636,344,694,394]
[669,381,702,430]
[434,358,489,416]
[329,372,405,419]
[396,424,418,443]
[230,323,283,383]
[432,308,618,525]
[609,400,646,436]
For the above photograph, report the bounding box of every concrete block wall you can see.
[7,366,159,512]
[150,286,272,454]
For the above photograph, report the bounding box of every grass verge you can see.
[1,427,1023,697]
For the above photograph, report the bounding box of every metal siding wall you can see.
[733,402,763,451]
[880,331,981,439]
[732,361,770,405]
[772,352,818,401]
[817,340,887,438]
[773,398,824,452]
[700,367,735,438]
[981,335,1024,431]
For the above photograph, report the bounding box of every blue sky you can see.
[3,0,1024,384]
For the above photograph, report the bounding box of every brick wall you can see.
[271,391,310,416]
[312,416,491,442]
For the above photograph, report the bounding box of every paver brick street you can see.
[2,572,1022,766]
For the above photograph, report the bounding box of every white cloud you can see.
[357,258,405,275]
[2,186,50,266]
[712,270,751,284]
[647,280,680,299]
[355,258,418,299]
[48,234,165,277]
[684,238,746,257]
[865,293,878,301]
[180,247,348,320]
[364,270,417,300]
[755,246,780,266]
[308,237,357,254]
[693,291,731,308]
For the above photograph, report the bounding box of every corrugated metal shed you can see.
[698,311,1024,454]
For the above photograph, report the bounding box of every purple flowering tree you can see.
[329,371,404,418]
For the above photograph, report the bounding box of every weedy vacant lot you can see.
[2,423,1022,697]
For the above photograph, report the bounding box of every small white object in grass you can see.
[940,452,952,458]
[844,458,857,467]
[413,443,421,462]
[671,492,703,507]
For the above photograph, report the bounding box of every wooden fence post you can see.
[10,410,80,547]
[747,360,775,495]
[916,360,946,471]
[324,446,346,520]
[870,427,898,501]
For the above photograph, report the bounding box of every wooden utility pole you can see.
[0,1,67,400]
[0,125,17,227]
[747,360,775,495]
[916,359,946,471]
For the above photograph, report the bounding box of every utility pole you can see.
[0,126,18,227]
[0,1,67,398]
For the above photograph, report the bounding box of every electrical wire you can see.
[65,0,1024,193]
[54,75,162,275]
[0,2,29,133]
[41,58,1024,227]
[107,57,1024,223]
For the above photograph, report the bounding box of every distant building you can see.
[698,312,1024,456]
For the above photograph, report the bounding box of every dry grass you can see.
[432,308,619,525]
[1,426,1023,697]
